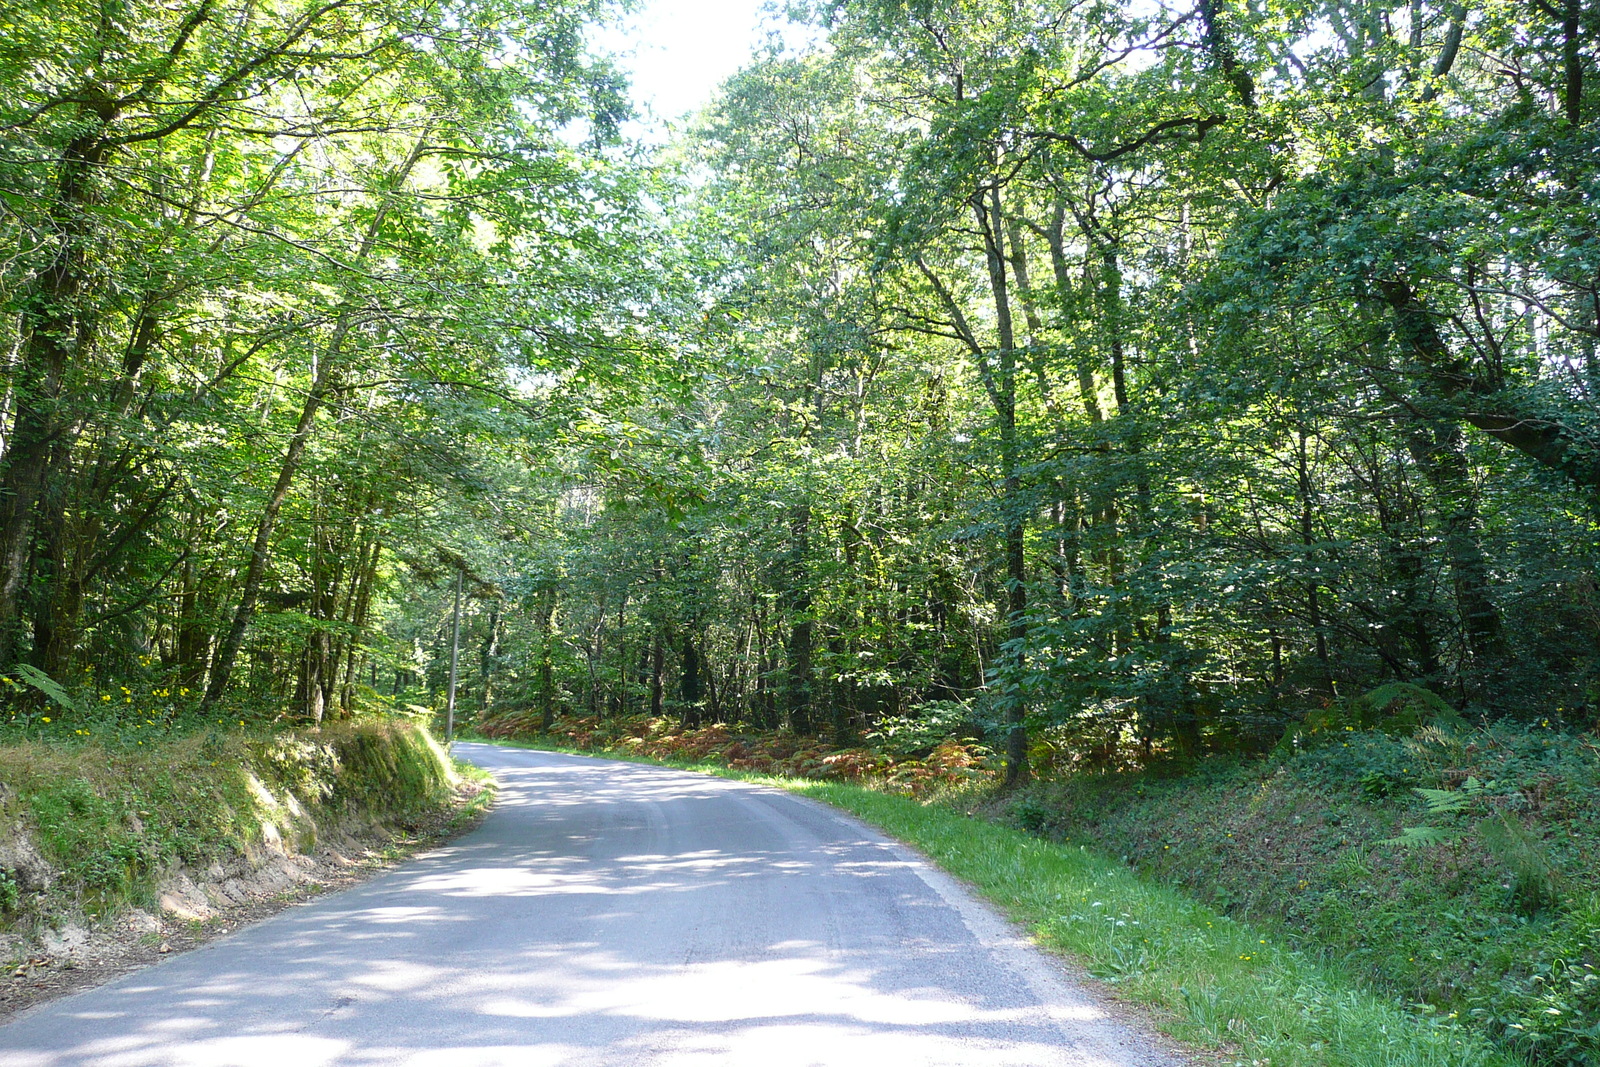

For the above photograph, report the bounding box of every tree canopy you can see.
[3,0,1598,774]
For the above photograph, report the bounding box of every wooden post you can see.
[445,566,463,745]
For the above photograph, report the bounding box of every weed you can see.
[477,711,997,796]
[1010,722,1600,1066]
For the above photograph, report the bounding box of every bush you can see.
[485,709,999,797]
[1468,895,1600,1064]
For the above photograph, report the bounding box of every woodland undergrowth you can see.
[477,708,1002,795]
[1006,723,1600,1067]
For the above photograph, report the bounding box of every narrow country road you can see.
[0,745,1184,1066]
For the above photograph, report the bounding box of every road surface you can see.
[0,744,1183,1066]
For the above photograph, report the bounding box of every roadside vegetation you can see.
[479,707,1597,1067]
[5,0,1600,1062]
[805,779,1516,1067]
[1014,722,1600,1067]
[0,714,469,948]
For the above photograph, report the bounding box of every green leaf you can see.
[1412,787,1472,815]
[13,664,85,715]
[1380,825,1464,848]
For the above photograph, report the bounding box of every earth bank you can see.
[0,719,488,1017]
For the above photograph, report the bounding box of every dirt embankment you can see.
[0,721,492,1020]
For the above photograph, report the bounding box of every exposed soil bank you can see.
[0,720,491,1020]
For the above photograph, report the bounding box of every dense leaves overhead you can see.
[3,1,1599,1055]
[0,0,665,718]
[480,0,1600,789]
[4,0,1599,783]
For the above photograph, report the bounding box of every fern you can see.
[1364,681,1453,717]
[12,663,84,715]
[1381,778,1483,847]
[1414,776,1483,815]
[1479,809,1566,913]
[1381,824,1465,847]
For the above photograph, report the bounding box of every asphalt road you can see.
[0,744,1183,1067]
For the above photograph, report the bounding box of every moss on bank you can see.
[0,720,459,931]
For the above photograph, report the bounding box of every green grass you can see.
[1012,727,1600,1066]
[472,734,1519,1067]
[0,720,465,929]
[446,757,498,831]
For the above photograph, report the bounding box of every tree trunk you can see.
[0,121,113,667]
[1406,420,1508,687]
[1296,426,1337,694]
[705,643,724,724]
[649,631,664,718]
[978,185,1029,788]
[176,541,208,690]
[1382,279,1600,493]
[202,130,430,710]
[339,536,380,715]
[536,586,558,732]
[679,633,702,728]
[478,600,502,710]
[783,503,815,734]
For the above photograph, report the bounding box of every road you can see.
[0,744,1183,1066]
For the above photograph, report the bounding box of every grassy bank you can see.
[472,727,1520,1067]
[0,719,465,933]
[801,778,1514,1067]
[1007,725,1600,1067]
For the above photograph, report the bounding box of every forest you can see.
[3,0,1599,1059]
[10,0,1594,765]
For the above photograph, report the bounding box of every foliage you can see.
[865,700,986,757]
[449,0,1600,810]
[10,667,86,718]
[2,0,1600,1058]
[5,0,1599,778]
[0,720,459,923]
[0,0,660,723]
[1006,722,1600,1065]
[477,710,1001,796]
[1466,894,1600,1066]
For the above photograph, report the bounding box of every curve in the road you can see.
[0,744,1184,1067]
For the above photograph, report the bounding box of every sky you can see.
[594,0,801,130]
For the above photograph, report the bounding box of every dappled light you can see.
[0,749,1152,1067]
[5,0,1598,1059]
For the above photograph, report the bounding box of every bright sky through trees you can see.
[597,0,789,126]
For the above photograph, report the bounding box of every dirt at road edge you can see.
[0,778,493,1023]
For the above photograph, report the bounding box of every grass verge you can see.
[447,757,498,831]
[1,719,465,931]
[469,734,1519,1067]
[1010,727,1599,1066]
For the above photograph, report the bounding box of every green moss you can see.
[318,722,455,820]
[0,720,457,927]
